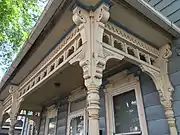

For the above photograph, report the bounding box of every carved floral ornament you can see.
[72,3,177,134]
[72,4,172,93]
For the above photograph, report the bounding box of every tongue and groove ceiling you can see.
[144,0,180,27]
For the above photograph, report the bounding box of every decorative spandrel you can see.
[113,90,140,134]
[69,116,84,135]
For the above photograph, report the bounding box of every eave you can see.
[1,0,180,100]
[0,0,74,97]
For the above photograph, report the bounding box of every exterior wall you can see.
[36,72,172,135]
[139,72,170,135]
[36,89,106,135]
[169,39,180,135]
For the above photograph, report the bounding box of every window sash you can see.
[47,117,57,135]
[67,109,87,135]
[112,90,140,134]
[105,74,148,135]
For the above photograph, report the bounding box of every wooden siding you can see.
[169,39,180,134]
[139,73,170,135]
[144,0,180,26]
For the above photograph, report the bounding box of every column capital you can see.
[72,6,87,26]
[72,3,110,26]
[9,84,19,94]
[80,58,106,87]
[94,3,110,23]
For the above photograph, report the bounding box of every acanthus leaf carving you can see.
[95,4,110,23]
[72,7,87,26]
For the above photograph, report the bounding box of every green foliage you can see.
[0,0,46,72]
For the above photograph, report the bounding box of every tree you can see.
[0,0,47,73]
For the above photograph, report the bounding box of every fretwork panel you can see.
[103,22,159,71]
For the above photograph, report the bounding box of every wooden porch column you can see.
[8,115,17,135]
[8,85,22,135]
[86,83,101,135]
[72,3,110,135]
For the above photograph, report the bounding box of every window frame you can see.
[66,87,87,135]
[44,106,58,135]
[67,109,87,135]
[105,73,148,135]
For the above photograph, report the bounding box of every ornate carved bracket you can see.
[72,3,110,87]
[140,44,177,135]
[9,85,23,117]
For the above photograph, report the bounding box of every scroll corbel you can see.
[140,44,177,135]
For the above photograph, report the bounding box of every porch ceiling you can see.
[0,0,74,100]
[19,59,133,111]
[20,63,84,111]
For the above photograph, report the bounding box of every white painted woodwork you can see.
[2,2,177,135]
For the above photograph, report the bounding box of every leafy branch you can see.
[0,0,47,73]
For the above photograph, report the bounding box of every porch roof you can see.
[0,0,180,100]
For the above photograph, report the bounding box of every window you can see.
[113,90,140,134]
[67,94,87,135]
[105,73,148,135]
[45,107,57,135]
[69,115,84,135]
[47,117,57,135]
[67,109,86,135]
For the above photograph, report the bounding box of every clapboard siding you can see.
[139,73,170,135]
[145,0,180,26]
[169,38,180,134]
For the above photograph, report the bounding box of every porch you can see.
[0,1,177,135]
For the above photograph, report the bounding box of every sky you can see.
[0,0,49,81]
